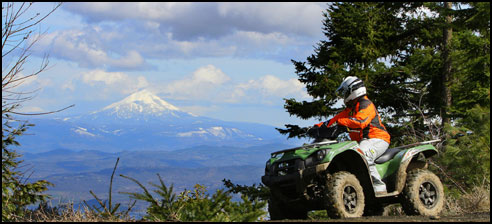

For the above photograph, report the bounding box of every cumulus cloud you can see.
[63,2,325,40]
[81,69,149,94]
[31,28,148,70]
[149,64,308,104]
[217,2,325,37]
[28,2,326,69]
[227,75,309,104]
[64,2,192,23]
[157,65,230,100]
[149,64,308,103]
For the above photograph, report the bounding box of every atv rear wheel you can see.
[401,169,444,216]
[324,171,365,218]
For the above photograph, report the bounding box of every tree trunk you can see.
[441,2,453,126]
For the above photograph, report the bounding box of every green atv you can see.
[261,125,445,220]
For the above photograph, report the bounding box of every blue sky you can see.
[13,2,330,127]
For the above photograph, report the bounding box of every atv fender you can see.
[325,148,370,175]
[394,145,438,193]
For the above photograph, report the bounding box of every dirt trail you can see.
[267,212,490,222]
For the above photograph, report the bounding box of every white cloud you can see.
[65,2,192,22]
[61,79,75,91]
[28,2,326,68]
[233,31,292,45]
[31,29,148,70]
[81,69,149,94]
[227,75,309,104]
[151,65,308,104]
[157,65,230,100]
[64,2,325,40]
[217,2,324,36]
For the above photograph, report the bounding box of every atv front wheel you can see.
[401,169,444,216]
[324,171,365,218]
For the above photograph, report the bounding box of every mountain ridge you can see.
[17,89,299,153]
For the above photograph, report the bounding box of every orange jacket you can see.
[318,96,390,143]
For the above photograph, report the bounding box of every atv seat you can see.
[375,147,401,164]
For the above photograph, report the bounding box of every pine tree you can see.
[441,105,490,189]
[278,2,490,145]
[2,117,53,221]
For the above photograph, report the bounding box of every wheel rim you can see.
[343,185,358,213]
[419,181,438,208]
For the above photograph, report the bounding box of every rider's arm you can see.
[336,102,376,130]
[326,109,350,127]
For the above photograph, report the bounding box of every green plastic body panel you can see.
[268,141,359,165]
[375,144,438,178]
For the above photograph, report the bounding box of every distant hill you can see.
[20,143,296,212]
[22,143,291,179]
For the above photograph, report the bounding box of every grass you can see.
[15,202,135,222]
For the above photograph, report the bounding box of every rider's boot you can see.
[369,165,387,195]
[372,177,387,196]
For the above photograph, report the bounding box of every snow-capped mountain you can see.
[76,90,197,124]
[97,89,189,118]
[18,90,291,153]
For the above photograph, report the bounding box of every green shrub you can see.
[440,105,490,189]
[2,120,53,221]
[120,174,267,222]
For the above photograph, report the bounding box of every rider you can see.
[314,76,390,194]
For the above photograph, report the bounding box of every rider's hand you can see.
[307,125,319,137]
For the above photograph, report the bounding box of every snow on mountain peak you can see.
[98,89,183,118]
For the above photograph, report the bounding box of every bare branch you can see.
[9,104,75,116]
[2,2,68,121]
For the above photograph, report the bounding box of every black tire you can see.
[401,169,444,216]
[324,171,365,218]
[363,202,385,217]
[268,195,308,220]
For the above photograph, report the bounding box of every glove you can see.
[307,125,319,138]
[318,124,347,139]
[315,119,334,128]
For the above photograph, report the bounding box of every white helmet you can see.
[336,76,367,104]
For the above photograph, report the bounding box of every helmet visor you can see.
[335,85,349,99]
[335,78,364,101]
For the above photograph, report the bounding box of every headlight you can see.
[271,152,284,159]
[305,149,327,167]
[316,149,327,161]
[265,160,271,174]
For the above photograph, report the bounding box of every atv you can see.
[261,124,445,220]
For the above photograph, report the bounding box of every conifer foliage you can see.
[2,118,53,221]
[278,2,489,193]
[278,2,490,143]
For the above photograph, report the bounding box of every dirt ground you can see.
[268,212,490,222]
